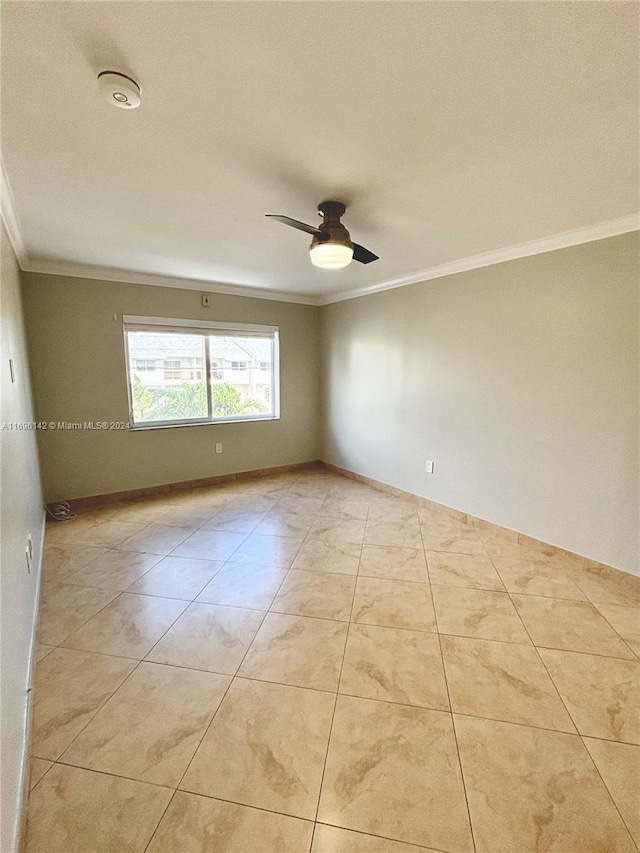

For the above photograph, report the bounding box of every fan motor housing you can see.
[314,201,352,248]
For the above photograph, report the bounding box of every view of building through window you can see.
[126,327,277,426]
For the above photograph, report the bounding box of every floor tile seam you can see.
[485,551,591,597]
[568,571,632,609]
[277,563,360,582]
[42,541,113,576]
[197,592,279,612]
[132,568,225,603]
[453,713,640,766]
[314,820,453,852]
[231,525,308,566]
[45,523,152,551]
[250,523,319,539]
[567,590,640,607]
[452,704,638,850]
[152,511,224,531]
[351,616,440,635]
[27,759,56,795]
[505,590,640,666]
[47,566,196,597]
[436,629,532,647]
[335,685,450,714]
[528,642,639,662]
[42,645,150,665]
[79,516,157,548]
[171,602,273,793]
[483,587,588,602]
[59,594,191,659]
[268,601,355,624]
[303,533,366,551]
[200,518,268,535]
[141,789,322,853]
[40,576,133,595]
[145,551,232,565]
[577,734,640,849]
[47,757,177,792]
[508,592,640,658]
[92,549,167,588]
[165,527,251,560]
[494,572,587,740]
[142,788,179,852]
[439,624,637,657]
[358,571,432,586]
[231,567,298,673]
[309,542,363,848]
[153,596,273,618]
[419,522,478,853]
[290,563,360,578]
[44,587,128,648]
[173,786,321,826]
[592,601,640,615]
[582,607,640,661]
[424,557,506,593]
[448,707,588,737]
[59,599,200,757]
[37,656,146,766]
[144,603,269,682]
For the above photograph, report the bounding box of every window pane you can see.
[128,331,207,423]
[209,335,273,418]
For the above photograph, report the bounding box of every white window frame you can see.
[123,315,280,430]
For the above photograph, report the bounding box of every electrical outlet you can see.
[425,460,434,474]
[215,443,223,454]
[202,294,211,307]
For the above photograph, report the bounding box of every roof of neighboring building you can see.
[129,333,271,361]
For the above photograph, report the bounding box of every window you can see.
[163,359,182,380]
[124,316,279,428]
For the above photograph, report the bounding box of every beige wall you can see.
[1,224,44,852]
[21,274,321,501]
[20,234,640,574]
[321,233,639,574]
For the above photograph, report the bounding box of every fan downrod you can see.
[318,201,346,223]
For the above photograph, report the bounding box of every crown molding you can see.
[0,155,27,265]
[21,259,322,306]
[11,205,638,309]
[317,214,640,305]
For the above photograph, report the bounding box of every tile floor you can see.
[25,469,640,852]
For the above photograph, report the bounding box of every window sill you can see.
[129,415,280,431]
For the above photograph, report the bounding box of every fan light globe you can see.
[309,241,353,270]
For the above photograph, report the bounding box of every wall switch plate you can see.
[425,460,434,474]
[215,443,223,453]
[202,294,211,307]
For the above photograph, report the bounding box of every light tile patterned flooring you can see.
[26,469,640,852]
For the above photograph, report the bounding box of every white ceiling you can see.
[1,1,638,303]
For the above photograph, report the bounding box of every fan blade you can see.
[266,215,328,240]
[352,243,379,264]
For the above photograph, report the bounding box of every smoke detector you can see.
[97,71,141,109]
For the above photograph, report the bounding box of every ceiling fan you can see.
[266,201,379,270]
